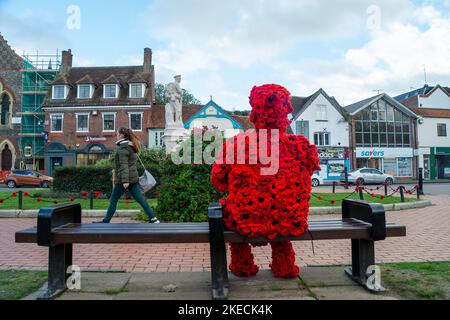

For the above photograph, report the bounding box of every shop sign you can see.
[356,148,413,158]
[84,137,107,142]
[318,148,344,159]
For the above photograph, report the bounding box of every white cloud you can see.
[0,7,69,55]
[147,0,411,71]
[145,0,421,108]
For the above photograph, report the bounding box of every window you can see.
[437,123,447,137]
[103,84,118,99]
[316,105,327,121]
[354,99,411,147]
[397,157,412,177]
[295,120,309,139]
[129,83,144,98]
[155,131,164,147]
[77,85,91,99]
[103,113,115,131]
[313,132,330,146]
[129,113,143,131]
[52,86,66,100]
[76,145,109,166]
[1,94,10,126]
[76,113,89,132]
[50,114,63,132]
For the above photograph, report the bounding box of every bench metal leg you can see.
[39,244,73,300]
[209,237,229,300]
[344,239,385,292]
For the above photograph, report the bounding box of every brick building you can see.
[0,33,23,171]
[43,48,155,175]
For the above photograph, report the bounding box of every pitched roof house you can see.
[42,48,155,175]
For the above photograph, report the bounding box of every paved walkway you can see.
[24,268,398,300]
[1,195,449,272]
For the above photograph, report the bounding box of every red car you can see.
[5,170,53,188]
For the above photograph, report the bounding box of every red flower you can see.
[317,196,323,201]
[371,193,375,198]
[153,191,159,196]
[81,191,88,197]
[23,192,29,197]
[125,200,130,205]
[70,198,75,202]
[12,192,17,197]
[36,198,41,202]
[94,191,101,198]
[380,196,385,200]
[0,199,3,203]
[330,200,335,204]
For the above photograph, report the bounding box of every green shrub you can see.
[53,166,113,194]
[154,128,225,222]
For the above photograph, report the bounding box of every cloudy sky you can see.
[1,0,449,109]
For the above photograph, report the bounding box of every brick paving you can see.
[0,194,449,272]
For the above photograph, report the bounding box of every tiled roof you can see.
[230,115,254,131]
[291,88,347,120]
[0,33,22,70]
[409,107,450,118]
[44,66,154,106]
[394,84,450,101]
[148,104,256,132]
[147,104,203,129]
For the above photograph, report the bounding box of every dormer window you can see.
[77,84,93,99]
[129,83,145,99]
[103,84,119,99]
[52,85,68,100]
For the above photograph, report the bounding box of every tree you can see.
[154,83,201,105]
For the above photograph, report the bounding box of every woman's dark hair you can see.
[118,127,141,153]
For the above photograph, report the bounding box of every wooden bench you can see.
[15,199,406,300]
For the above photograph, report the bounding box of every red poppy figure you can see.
[211,84,320,278]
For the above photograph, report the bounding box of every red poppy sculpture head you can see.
[249,84,293,131]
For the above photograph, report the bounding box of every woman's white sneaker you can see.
[149,217,160,223]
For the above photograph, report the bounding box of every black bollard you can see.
[332,181,336,193]
[89,191,94,210]
[418,168,424,195]
[384,183,388,197]
[399,186,405,202]
[358,186,364,200]
[18,191,23,210]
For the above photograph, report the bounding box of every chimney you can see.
[143,48,152,73]
[60,49,73,76]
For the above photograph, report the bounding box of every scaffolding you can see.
[19,51,60,172]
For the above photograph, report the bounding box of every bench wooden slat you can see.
[15,219,406,244]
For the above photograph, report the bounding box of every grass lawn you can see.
[309,192,417,207]
[0,190,417,210]
[381,262,450,300]
[0,270,47,300]
[0,190,157,210]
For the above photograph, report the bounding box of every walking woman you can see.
[95,127,159,223]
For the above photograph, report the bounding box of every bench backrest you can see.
[38,203,82,246]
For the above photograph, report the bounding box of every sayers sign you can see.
[356,147,413,158]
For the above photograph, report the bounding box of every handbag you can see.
[136,153,157,193]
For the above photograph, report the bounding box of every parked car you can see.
[311,173,324,187]
[340,168,394,185]
[5,170,53,188]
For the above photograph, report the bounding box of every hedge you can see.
[53,166,113,194]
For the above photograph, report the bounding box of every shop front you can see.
[355,147,415,178]
[430,147,450,179]
[316,147,350,182]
